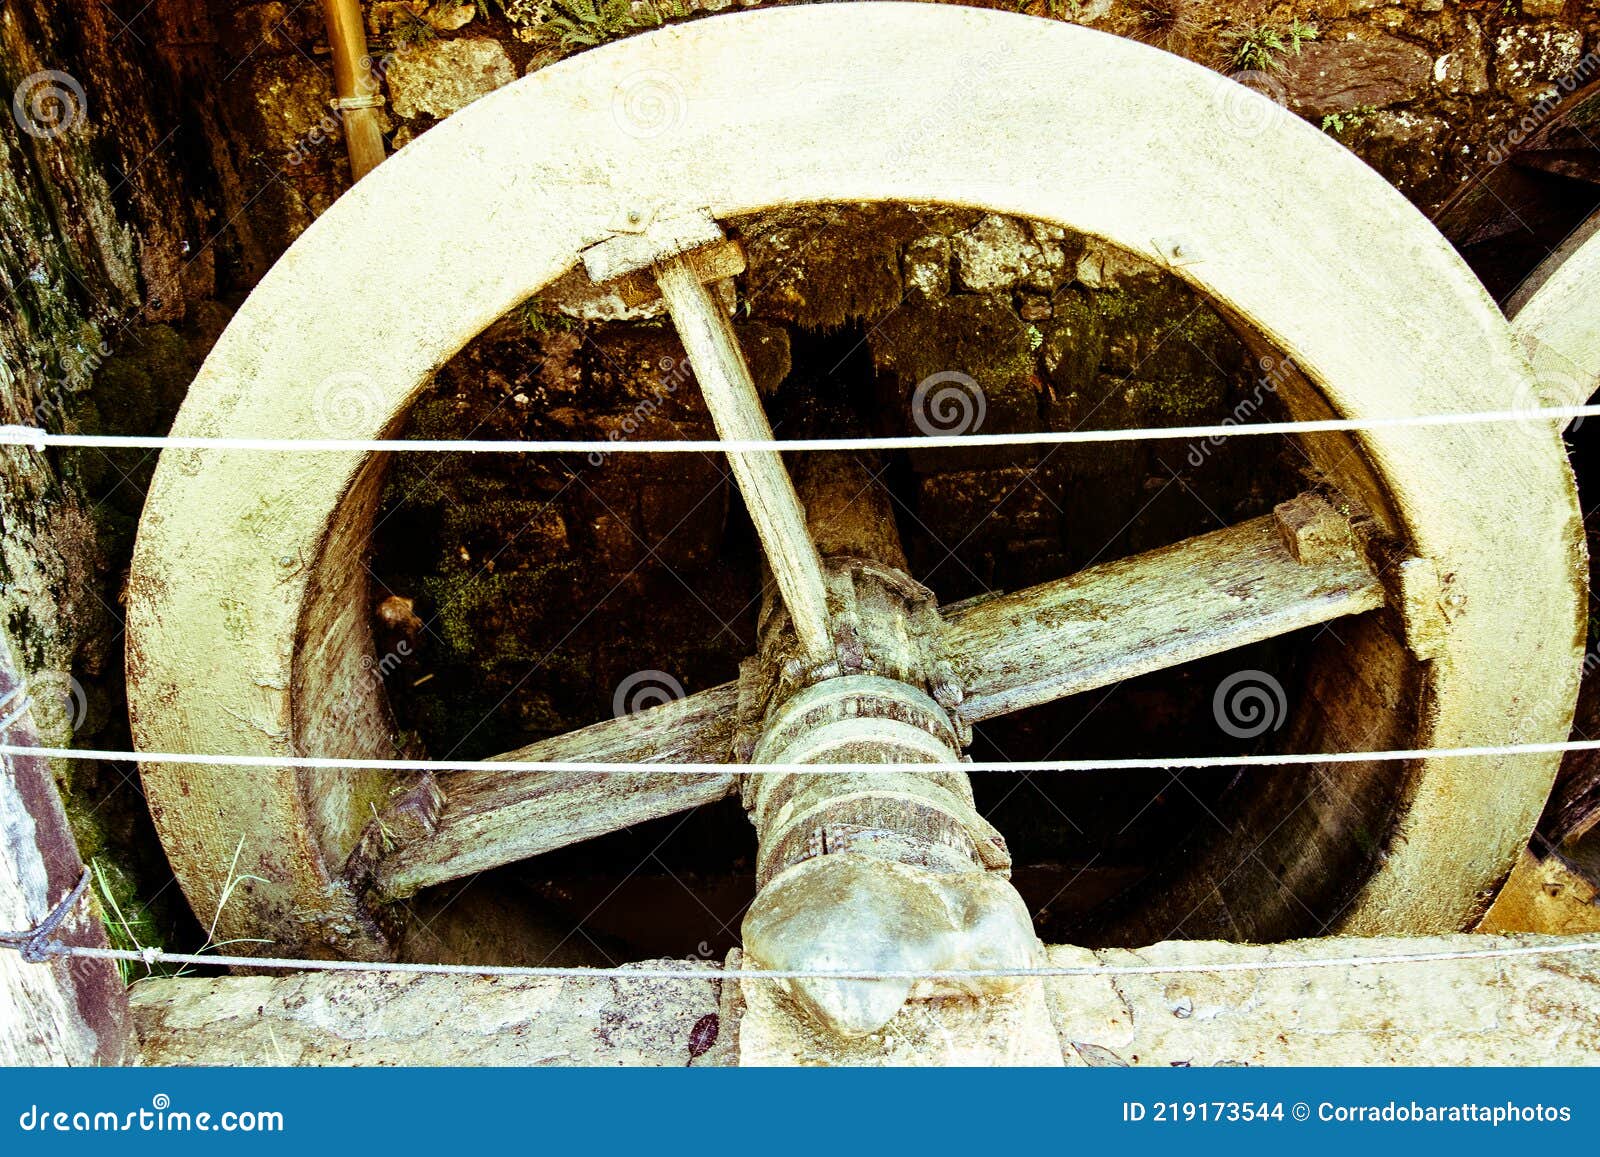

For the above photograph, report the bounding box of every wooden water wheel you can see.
[1435,65,1600,427]
[1434,75,1600,307]
[125,5,1585,1036]
[1508,209,1600,419]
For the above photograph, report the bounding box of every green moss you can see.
[1039,289,1106,396]
[1091,289,1143,323]
[1093,280,1239,385]
[85,356,154,433]
[870,294,1035,405]
[420,560,581,660]
[1125,376,1227,422]
[57,772,185,978]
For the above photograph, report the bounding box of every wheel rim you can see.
[127,3,1584,956]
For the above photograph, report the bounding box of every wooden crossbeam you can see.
[373,683,740,901]
[944,500,1386,724]
[373,496,1389,898]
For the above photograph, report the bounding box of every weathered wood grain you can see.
[655,254,834,662]
[944,504,1385,724]
[373,683,740,899]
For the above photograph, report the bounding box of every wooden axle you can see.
[597,229,1038,1036]
[735,454,1037,1036]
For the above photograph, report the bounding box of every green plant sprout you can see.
[390,9,438,48]
[173,835,273,978]
[520,300,573,335]
[1322,104,1379,136]
[540,0,690,50]
[1226,17,1318,74]
[89,859,149,985]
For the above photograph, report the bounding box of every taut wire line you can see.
[3,737,1597,774]
[2,401,1599,455]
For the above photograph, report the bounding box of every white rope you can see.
[2,403,1598,454]
[3,737,1597,773]
[21,938,1600,981]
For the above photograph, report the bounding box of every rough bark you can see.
[0,632,134,1065]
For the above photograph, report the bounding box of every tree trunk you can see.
[0,632,134,1064]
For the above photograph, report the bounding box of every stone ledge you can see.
[129,934,1600,1066]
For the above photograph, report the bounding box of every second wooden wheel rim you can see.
[127,4,1585,957]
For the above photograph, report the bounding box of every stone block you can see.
[388,38,516,120]
[1280,37,1433,116]
[952,214,1067,293]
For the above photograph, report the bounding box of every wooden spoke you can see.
[943,496,1386,725]
[653,255,835,663]
[373,683,739,901]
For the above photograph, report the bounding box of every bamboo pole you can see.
[320,0,386,179]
